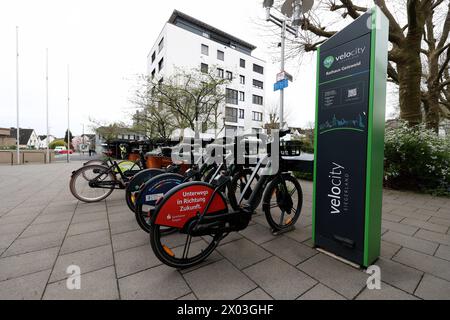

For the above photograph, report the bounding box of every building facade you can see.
[0,128,39,149]
[147,10,266,137]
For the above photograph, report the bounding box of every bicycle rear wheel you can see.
[150,225,223,269]
[262,174,303,231]
[70,165,116,203]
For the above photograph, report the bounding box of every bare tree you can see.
[134,67,231,139]
[261,0,450,131]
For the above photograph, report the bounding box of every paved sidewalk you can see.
[0,162,449,300]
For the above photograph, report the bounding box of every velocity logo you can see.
[328,162,349,214]
[323,56,334,69]
[323,47,366,69]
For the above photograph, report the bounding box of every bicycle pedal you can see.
[271,225,296,236]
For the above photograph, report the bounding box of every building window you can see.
[252,95,263,105]
[239,109,245,119]
[226,88,238,105]
[239,91,245,102]
[158,58,164,72]
[253,79,264,89]
[240,59,246,68]
[252,111,263,122]
[225,125,237,136]
[201,44,209,55]
[151,69,156,79]
[239,75,245,85]
[202,121,208,133]
[151,52,156,63]
[253,64,264,74]
[201,63,209,74]
[158,37,164,53]
[217,50,224,61]
[217,68,224,78]
[225,107,238,123]
[226,71,233,80]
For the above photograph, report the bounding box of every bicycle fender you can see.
[153,182,228,229]
[135,173,184,206]
[127,168,165,193]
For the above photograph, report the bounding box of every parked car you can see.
[58,149,73,155]
[54,146,66,154]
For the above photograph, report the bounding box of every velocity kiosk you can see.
[312,6,389,267]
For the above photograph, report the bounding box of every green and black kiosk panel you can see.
[312,7,389,267]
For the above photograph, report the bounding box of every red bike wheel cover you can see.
[155,184,227,228]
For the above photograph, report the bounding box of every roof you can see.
[9,128,35,145]
[168,10,257,52]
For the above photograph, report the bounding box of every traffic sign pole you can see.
[280,19,286,129]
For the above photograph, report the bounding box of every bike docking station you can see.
[312,6,389,268]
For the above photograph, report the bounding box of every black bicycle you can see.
[69,151,147,203]
[148,129,303,268]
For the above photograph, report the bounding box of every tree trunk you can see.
[397,55,423,126]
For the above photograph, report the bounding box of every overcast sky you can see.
[0,0,392,137]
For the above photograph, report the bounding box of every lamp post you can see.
[46,48,49,164]
[16,26,20,164]
[67,65,70,163]
[262,0,314,129]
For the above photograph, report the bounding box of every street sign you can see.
[277,71,293,82]
[274,79,288,91]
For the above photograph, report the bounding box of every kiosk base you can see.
[315,248,362,270]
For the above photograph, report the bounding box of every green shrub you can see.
[384,123,450,196]
[293,171,313,181]
[49,139,67,149]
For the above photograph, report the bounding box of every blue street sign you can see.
[274,78,288,91]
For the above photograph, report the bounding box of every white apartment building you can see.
[147,10,266,137]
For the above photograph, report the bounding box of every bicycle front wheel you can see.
[262,174,303,231]
[70,165,116,203]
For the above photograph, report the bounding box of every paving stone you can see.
[0,233,19,250]
[238,288,273,300]
[382,213,404,223]
[356,282,418,300]
[415,229,450,246]
[390,207,430,221]
[119,265,190,300]
[66,219,109,236]
[60,230,111,255]
[33,212,73,225]
[394,248,450,282]
[3,231,65,257]
[217,231,243,246]
[50,244,114,282]
[0,222,28,236]
[111,229,149,252]
[431,208,450,220]
[177,293,197,300]
[283,225,312,243]
[429,216,450,228]
[0,213,37,225]
[20,221,70,239]
[185,259,257,300]
[375,258,423,293]
[261,236,317,265]
[380,240,401,259]
[244,256,316,300]
[109,219,140,235]
[0,247,59,282]
[415,274,450,300]
[0,269,51,300]
[297,254,367,299]
[401,218,448,234]
[43,267,119,300]
[71,212,107,224]
[114,244,162,278]
[382,231,438,255]
[239,223,277,245]
[435,245,450,261]
[298,284,346,300]
[217,238,272,269]
[382,220,418,236]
